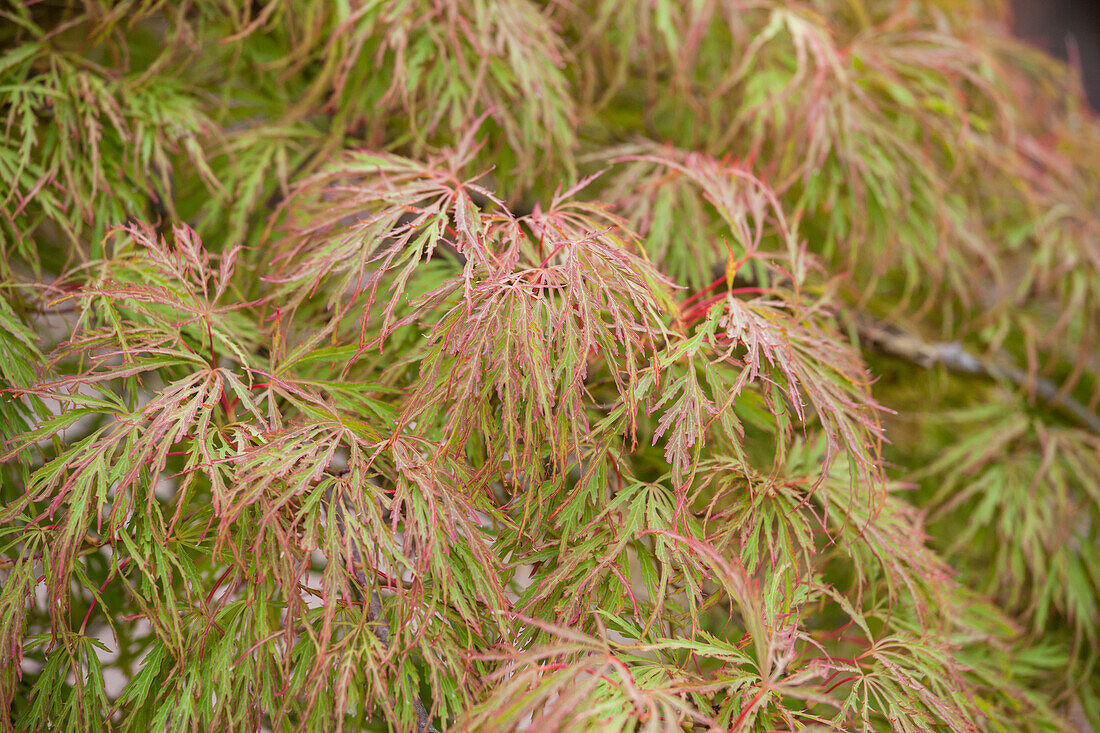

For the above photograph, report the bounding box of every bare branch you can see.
[851,311,1100,433]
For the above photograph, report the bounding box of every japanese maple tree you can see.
[2,1,1098,731]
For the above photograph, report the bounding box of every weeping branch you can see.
[327,479,440,733]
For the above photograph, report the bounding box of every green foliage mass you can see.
[2,1,1098,731]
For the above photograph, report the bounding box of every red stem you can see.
[823,675,860,695]
[536,240,572,270]
[206,566,234,605]
[679,276,726,309]
[729,684,768,731]
[682,287,773,326]
[79,558,130,634]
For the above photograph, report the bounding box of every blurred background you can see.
[1012,0,1100,108]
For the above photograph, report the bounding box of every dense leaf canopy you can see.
[1,1,1098,731]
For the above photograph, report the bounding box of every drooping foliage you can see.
[1,1,1098,731]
